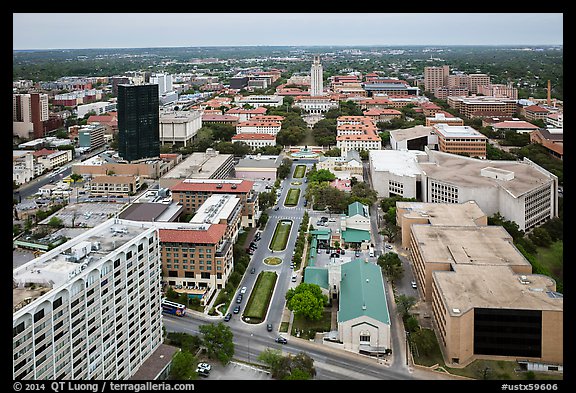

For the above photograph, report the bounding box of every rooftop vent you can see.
[452,308,461,314]
[216,183,223,189]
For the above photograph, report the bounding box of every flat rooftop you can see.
[434,264,563,316]
[13,219,154,313]
[397,201,486,227]
[433,124,487,139]
[419,150,556,197]
[189,194,240,224]
[369,149,427,177]
[162,151,233,179]
[390,125,434,142]
[411,225,530,268]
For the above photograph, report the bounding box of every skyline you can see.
[13,13,563,50]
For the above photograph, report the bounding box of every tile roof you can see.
[232,133,276,140]
[159,224,227,244]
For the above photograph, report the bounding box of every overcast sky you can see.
[13,13,563,50]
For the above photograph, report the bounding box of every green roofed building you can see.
[303,258,391,355]
[341,201,371,250]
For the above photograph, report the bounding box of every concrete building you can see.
[369,148,558,231]
[396,201,488,249]
[13,150,35,185]
[12,219,163,379]
[170,178,258,228]
[520,105,550,121]
[432,124,488,158]
[34,149,73,171]
[468,74,491,95]
[90,175,140,197]
[13,93,49,139]
[159,110,202,147]
[72,152,176,180]
[490,120,540,134]
[78,123,106,151]
[234,154,282,180]
[159,149,234,189]
[362,81,419,97]
[419,150,559,231]
[293,95,339,115]
[225,107,267,122]
[310,56,324,96]
[433,86,469,100]
[477,83,518,100]
[405,221,563,368]
[389,125,437,151]
[234,95,284,108]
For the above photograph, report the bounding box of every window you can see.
[359,333,370,343]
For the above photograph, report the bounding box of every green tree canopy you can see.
[169,350,197,380]
[198,322,235,365]
[377,252,404,283]
[285,283,327,321]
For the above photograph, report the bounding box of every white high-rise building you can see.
[150,73,173,95]
[13,219,163,380]
[310,56,324,96]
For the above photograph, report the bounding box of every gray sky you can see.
[13,13,563,50]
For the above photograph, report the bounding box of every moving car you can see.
[267,323,273,332]
[274,206,279,211]
[411,281,417,289]
[250,267,256,274]
[240,286,247,294]
[275,336,288,344]
[233,305,241,314]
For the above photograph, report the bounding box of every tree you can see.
[47,217,64,228]
[377,252,404,283]
[70,173,83,184]
[396,294,417,319]
[285,283,327,321]
[198,322,235,365]
[307,168,336,183]
[169,350,197,380]
[259,349,316,380]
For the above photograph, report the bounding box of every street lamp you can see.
[405,331,410,366]
[248,333,253,363]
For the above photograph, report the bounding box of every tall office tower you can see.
[424,65,450,93]
[13,93,49,139]
[310,56,324,96]
[118,84,160,162]
[13,219,163,380]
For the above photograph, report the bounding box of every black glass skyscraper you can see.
[117,84,160,162]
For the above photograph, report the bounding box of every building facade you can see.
[117,84,160,162]
[310,56,324,96]
[159,110,202,147]
[13,219,163,379]
[13,93,50,139]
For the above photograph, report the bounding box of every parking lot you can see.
[38,202,125,227]
[198,361,272,380]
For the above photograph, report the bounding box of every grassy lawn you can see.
[411,328,563,380]
[293,165,306,178]
[284,188,300,206]
[535,240,563,291]
[243,271,277,323]
[269,220,292,251]
[291,309,332,339]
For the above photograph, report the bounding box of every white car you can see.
[197,362,211,371]
[240,286,247,294]
[411,281,417,289]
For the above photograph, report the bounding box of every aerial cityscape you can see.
[12,13,563,384]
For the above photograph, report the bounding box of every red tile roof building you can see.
[170,179,258,228]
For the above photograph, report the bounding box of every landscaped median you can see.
[242,271,278,324]
[284,188,300,207]
[269,220,292,251]
[293,164,306,178]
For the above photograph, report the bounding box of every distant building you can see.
[310,56,324,96]
[425,112,464,127]
[159,110,202,147]
[234,95,283,108]
[231,133,277,148]
[117,84,160,162]
[159,149,234,189]
[13,93,49,139]
[78,123,106,151]
[530,128,563,160]
[234,154,282,180]
[424,65,450,92]
[90,175,140,197]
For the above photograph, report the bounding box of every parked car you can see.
[240,286,247,294]
[275,336,288,344]
[411,281,417,289]
[233,305,240,314]
[291,275,297,283]
[236,294,243,303]
[267,323,273,332]
[224,313,232,322]
[250,267,256,274]
[197,362,212,372]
